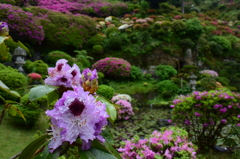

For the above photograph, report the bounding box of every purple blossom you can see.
[167,119,172,123]
[221,119,227,124]
[184,120,191,125]
[237,123,240,126]
[194,112,202,117]
[219,107,227,113]
[214,104,222,109]
[238,115,240,118]
[170,105,175,108]
[203,123,209,127]
[115,99,134,120]
[46,86,108,152]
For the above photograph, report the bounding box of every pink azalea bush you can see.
[0,3,44,43]
[171,90,240,151]
[92,57,131,77]
[115,99,134,120]
[200,70,218,78]
[27,73,42,80]
[118,127,197,159]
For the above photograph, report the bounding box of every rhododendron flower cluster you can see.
[46,86,109,152]
[115,99,134,120]
[44,59,108,152]
[0,21,9,36]
[92,57,131,77]
[200,70,218,77]
[44,59,98,93]
[118,127,197,159]
[171,90,240,150]
[111,94,132,103]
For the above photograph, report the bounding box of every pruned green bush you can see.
[157,80,179,94]
[96,84,115,100]
[155,64,177,80]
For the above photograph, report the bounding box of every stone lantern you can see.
[189,72,197,91]
[14,46,26,74]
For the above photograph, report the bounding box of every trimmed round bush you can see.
[130,65,143,80]
[11,93,47,128]
[92,45,103,53]
[0,68,27,90]
[96,84,114,99]
[27,60,49,79]
[155,64,177,80]
[47,50,74,66]
[92,57,131,77]
[157,80,179,94]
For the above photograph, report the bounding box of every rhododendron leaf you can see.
[95,96,117,124]
[29,85,57,101]
[18,135,51,159]
[78,148,117,159]
[0,36,8,45]
[92,138,121,159]
[0,80,20,98]
[33,144,60,159]
[47,90,59,106]
[15,106,26,122]
[8,105,17,116]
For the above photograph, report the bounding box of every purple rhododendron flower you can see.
[238,115,240,118]
[45,59,81,88]
[221,119,227,124]
[170,105,175,108]
[203,123,209,127]
[185,120,191,125]
[219,107,227,113]
[194,112,202,117]
[46,86,108,152]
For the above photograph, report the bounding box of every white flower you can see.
[105,16,112,22]
[118,24,130,30]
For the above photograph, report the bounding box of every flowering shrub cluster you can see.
[115,99,134,120]
[44,59,108,152]
[0,3,44,43]
[37,0,129,17]
[200,70,218,78]
[118,127,197,159]
[171,90,240,151]
[111,94,132,103]
[92,57,131,77]
[27,73,42,80]
[0,21,9,36]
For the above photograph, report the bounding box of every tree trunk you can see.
[181,0,185,14]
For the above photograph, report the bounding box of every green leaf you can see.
[91,139,121,159]
[5,100,19,104]
[0,36,8,45]
[0,95,5,103]
[29,85,57,101]
[79,148,117,159]
[0,80,21,98]
[8,105,17,116]
[33,144,60,159]
[14,105,26,121]
[47,90,59,106]
[95,96,117,124]
[18,135,51,159]
[0,80,9,90]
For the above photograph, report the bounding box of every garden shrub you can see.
[97,72,104,84]
[27,60,49,79]
[96,84,115,100]
[0,68,27,90]
[157,80,179,94]
[115,99,134,120]
[105,27,119,38]
[47,50,74,66]
[118,126,197,159]
[162,90,173,100]
[92,57,131,78]
[199,70,218,78]
[130,66,143,80]
[0,4,44,43]
[155,64,177,80]
[88,33,105,46]
[216,76,230,86]
[185,18,203,41]
[10,93,47,128]
[112,94,132,103]
[4,38,30,54]
[211,36,232,53]
[199,77,217,91]
[92,45,103,54]
[171,90,240,151]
